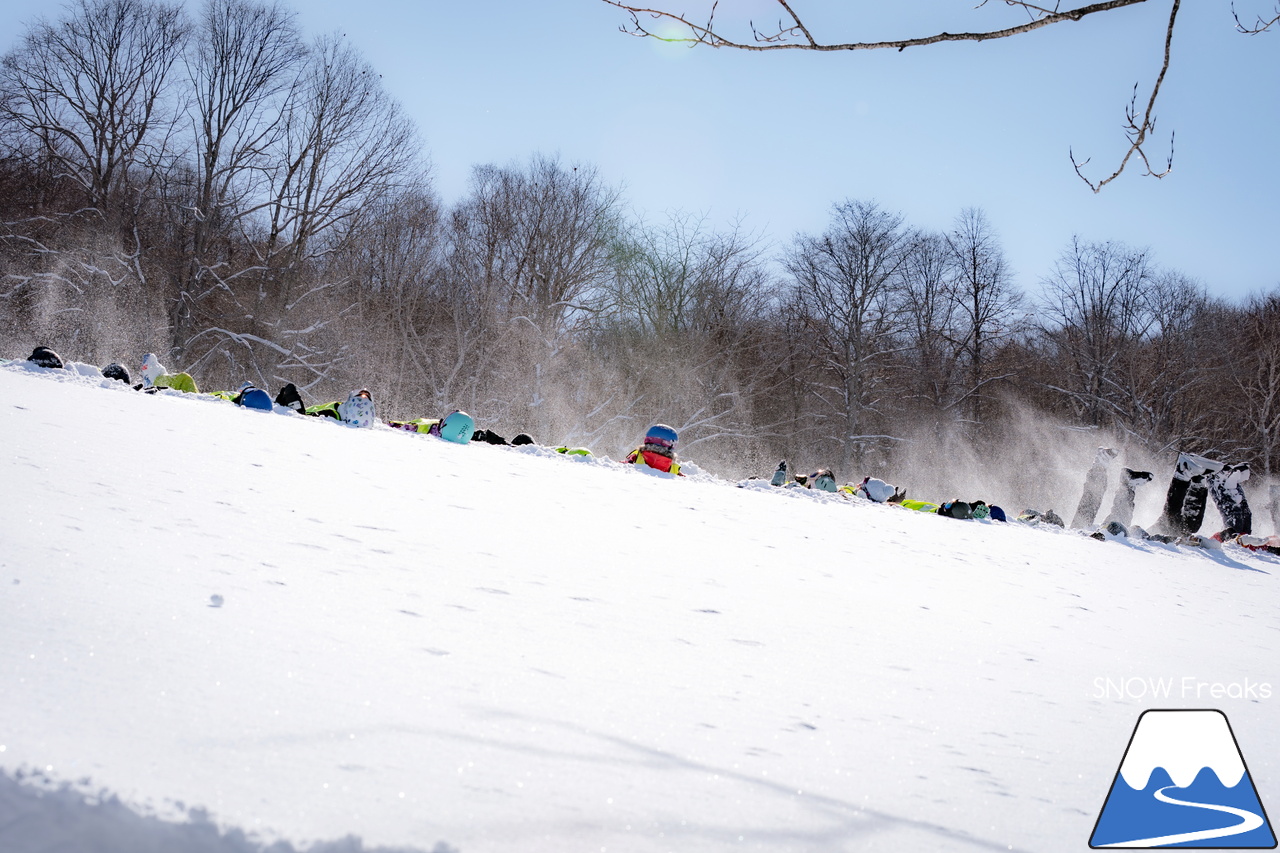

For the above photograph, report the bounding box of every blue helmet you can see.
[439,410,475,444]
[644,423,678,449]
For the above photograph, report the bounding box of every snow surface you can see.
[1,361,1279,853]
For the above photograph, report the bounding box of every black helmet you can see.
[102,362,131,383]
[28,346,64,369]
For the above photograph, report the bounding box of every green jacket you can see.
[153,372,199,393]
[305,401,344,420]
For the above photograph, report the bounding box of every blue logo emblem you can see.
[1091,709,1276,848]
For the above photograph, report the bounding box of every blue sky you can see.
[3,1,1276,302]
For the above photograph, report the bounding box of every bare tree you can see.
[453,155,621,336]
[1234,1,1280,32]
[1107,270,1217,453]
[187,31,422,384]
[598,0,1213,190]
[0,0,187,361]
[785,199,913,472]
[897,230,962,418]
[446,155,622,433]
[1038,237,1158,431]
[604,211,766,338]
[168,0,305,360]
[334,186,467,417]
[591,211,780,457]
[263,33,419,267]
[0,0,189,213]
[1230,289,1280,476]
[946,207,1022,428]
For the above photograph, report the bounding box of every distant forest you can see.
[3,0,1278,502]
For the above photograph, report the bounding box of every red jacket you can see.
[624,448,683,475]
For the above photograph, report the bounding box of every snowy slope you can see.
[1,362,1278,853]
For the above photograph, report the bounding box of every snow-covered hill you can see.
[1,361,1277,853]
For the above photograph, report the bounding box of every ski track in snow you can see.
[0,362,1278,853]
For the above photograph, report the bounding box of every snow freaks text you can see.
[1093,677,1273,702]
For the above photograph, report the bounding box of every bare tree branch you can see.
[600,0,1150,52]
[1232,1,1280,32]
[598,1,1212,191]
[1071,0,1180,192]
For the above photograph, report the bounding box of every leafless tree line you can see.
[2,0,1278,489]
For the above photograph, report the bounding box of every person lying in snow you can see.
[102,362,131,384]
[304,388,378,428]
[1103,467,1154,529]
[844,475,906,503]
[209,382,273,411]
[1081,451,1252,544]
[1064,450,1250,543]
[273,382,308,414]
[388,409,475,443]
[769,461,838,493]
[25,346,95,376]
[1071,447,1120,529]
[1017,508,1065,527]
[1067,447,1158,533]
[470,427,591,455]
[25,347,132,385]
[139,353,199,393]
[276,386,475,442]
[846,475,1006,521]
[1152,451,1254,540]
[622,424,684,475]
[27,346,64,369]
[471,427,536,446]
[555,445,593,456]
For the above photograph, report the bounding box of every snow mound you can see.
[1,361,1278,853]
[0,770,455,853]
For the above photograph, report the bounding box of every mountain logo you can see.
[1090,709,1276,848]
